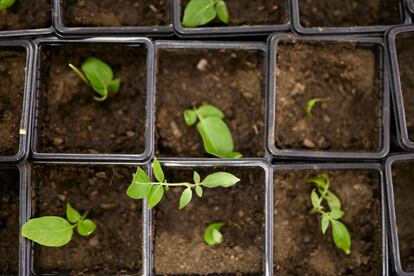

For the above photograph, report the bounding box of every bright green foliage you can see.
[21,203,96,247]
[69,57,120,101]
[305,173,351,254]
[127,156,240,209]
[305,98,329,117]
[204,222,224,246]
[184,104,241,158]
[0,0,16,10]
[182,0,229,28]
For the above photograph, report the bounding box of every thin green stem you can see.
[68,64,89,86]
[147,181,196,188]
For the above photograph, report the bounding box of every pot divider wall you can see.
[407,0,414,14]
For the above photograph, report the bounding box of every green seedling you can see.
[184,104,242,158]
[182,0,229,28]
[305,173,351,254]
[127,156,240,209]
[305,97,329,117]
[0,0,16,10]
[69,57,120,101]
[204,222,224,246]
[21,203,96,247]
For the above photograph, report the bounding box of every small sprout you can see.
[184,104,242,158]
[305,173,351,254]
[21,203,96,247]
[69,57,120,101]
[127,156,240,209]
[305,97,329,117]
[204,222,224,246]
[182,0,229,28]
[0,0,16,10]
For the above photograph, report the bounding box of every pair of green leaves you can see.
[305,98,329,118]
[0,0,15,10]
[69,57,120,101]
[21,203,96,247]
[127,156,240,209]
[182,0,229,28]
[306,173,351,254]
[204,222,224,246]
[184,104,241,158]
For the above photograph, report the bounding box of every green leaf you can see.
[330,210,344,220]
[0,0,16,10]
[204,222,224,246]
[148,185,164,209]
[184,110,197,126]
[331,220,351,254]
[179,188,193,209]
[195,185,203,197]
[153,156,165,183]
[326,191,341,211]
[310,189,320,209]
[127,168,152,200]
[21,216,73,247]
[196,104,224,119]
[108,79,120,93]
[226,151,243,158]
[305,176,328,189]
[77,219,96,237]
[305,98,328,117]
[193,171,201,184]
[215,0,229,24]
[66,203,81,224]
[202,172,240,188]
[321,216,330,234]
[182,0,217,28]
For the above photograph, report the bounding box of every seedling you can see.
[184,104,242,158]
[305,98,329,117]
[182,0,229,28]
[204,222,224,246]
[0,0,15,10]
[69,57,120,101]
[305,173,351,254]
[127,156,240,209]
[21,203,96,247]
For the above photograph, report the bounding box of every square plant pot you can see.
[291,0,408,35]
[54,0,174,36]
[22,162,146,275]
[154,41,269,159]
[0,165,25,275]
[30,37,154,162]
[387,25,414,151]
[385,154,414,275]
[173,0,290,37]
[0,0,53,38]
[268,33,390,160]
[0,40,34,164]
[146,159,272,275]
[273,163,387,275]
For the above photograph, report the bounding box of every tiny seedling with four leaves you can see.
[204,222,224,246]
[305,173,351,254]
[0,0,15,10]
[21,203,96,247]
[184,104,241,158]
[182,0,229,28]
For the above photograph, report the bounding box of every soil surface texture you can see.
[391,161,414,272]
[274,169,382,275]
[0,0,51,31]
[156,48,265,158]
[0,169,19,275]
[154,167,265,274]
[181,0,288,26]
[37,45,147,155]
[32,165,142,275]
[298,0,401,28]
[275,41,381,152]
[396,35,414,141]
[62,0,171,27]
[0,50,25,156]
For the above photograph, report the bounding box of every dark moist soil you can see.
[37,45,147,154]
[0,50,25,156]
[298,0,401,28]
[274,169,382,275]
[0,0,51,31]
[62,0,170,27]
[0,169,19,275]
[31,165,142,275]
[154,167,265,275]
[396,35,414,141]
[275,41,381,152]
[156,48,265,158]
[391,161,414,272]
[181,0,288,26]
